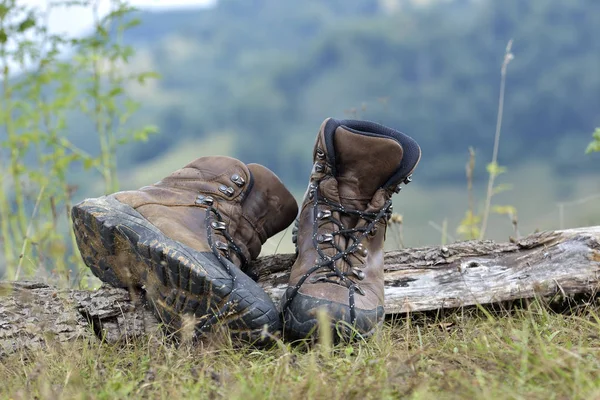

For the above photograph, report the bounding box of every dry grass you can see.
[2,300,600,399]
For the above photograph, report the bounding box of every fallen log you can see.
[1,225,599,354]
[256,225,600,313]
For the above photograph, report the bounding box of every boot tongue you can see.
[332,126,403,209]
[244,164,298,240]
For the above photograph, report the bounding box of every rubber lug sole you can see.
[71,196,281,345]
[280,290,383,343]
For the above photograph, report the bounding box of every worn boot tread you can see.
[71,196,280,344]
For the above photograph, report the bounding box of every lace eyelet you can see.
[210,221,227,230]
[368,225,378,237]
[315,255,332,264]
[230,174,245,187]
[316,148,325,160]
[308,182,318,200]
[317,233,334,243]
[316,210,331,220]
[403,174,413,184]
[356,243,368,257]
[195,195,214,206]
[310,275,327,284]
[219,185,235,196]
[352,268,366,280]
[314,163,324,173]
[215,241,229,251]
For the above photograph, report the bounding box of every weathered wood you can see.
[256,226,600,313]
[0,281,162,355]
[1,225,599,354]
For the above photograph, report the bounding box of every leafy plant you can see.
[0,0,158,285]
[457,41,518,241]
[586,128,600,154]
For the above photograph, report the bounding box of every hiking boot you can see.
[71,156,298,344]
[280,118,421,341]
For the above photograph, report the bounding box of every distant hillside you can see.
[70,0,599,190]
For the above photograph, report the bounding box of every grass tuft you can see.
[3,301,600,399]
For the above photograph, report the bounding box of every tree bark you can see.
[1,225,599,354]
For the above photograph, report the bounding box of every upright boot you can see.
[71,156,298,343]
[281,118,421,341]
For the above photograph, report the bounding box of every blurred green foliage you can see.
[1,0,599,282]
[0,0,157,284]
[95,0,600,190]
[586,128,600,154]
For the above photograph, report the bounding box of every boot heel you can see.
[71,198,136,288]
[72,196,283,345]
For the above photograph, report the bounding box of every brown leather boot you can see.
[71,156,298,344]
[281,118,421,341]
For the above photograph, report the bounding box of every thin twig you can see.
[556,192,600,229]
[558,192,600,207]
[509,212,520,239]
[428,220,456,243]
[479,39,514,240]
[466,147,476,217]
[464,146,477,239]
[441,218,448,246]
[14,185,47,280]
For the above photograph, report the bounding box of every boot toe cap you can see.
[281,290,384,341]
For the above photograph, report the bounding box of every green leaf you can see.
[486,162,507,178]
[456,210,481,240]
[586,142,600,154]
[586,128,600,154]
[17,15,36,32]
[491,205,517,216]
[96,24,109,39]
[0,5,9,19]
[144,124,159,135]
[83,157,96,170]
[137,71,160,84]
[492,183,513,195]
[132,125,159,142]
[123,18,141,30]
[108,86,124,98]
[344,346,354,357]
[0,29,7,45]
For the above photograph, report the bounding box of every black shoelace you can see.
[283,183,392,324]
[196,195,248,275]
[189,195,249,334]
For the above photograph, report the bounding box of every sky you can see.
[19,0,216,37]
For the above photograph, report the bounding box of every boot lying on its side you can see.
[281,118,421,341]
[71,156,298,344]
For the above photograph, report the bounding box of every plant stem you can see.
[0,32,13,274]
[466,146,477,239]
[91,0,113,193]
[15,185,46,280]
[0,19,27,241]
[441,218,448,246]
[0,10,20,274]
[106,0,121,193]
[479,39,514,240]
[0,170,16,276]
